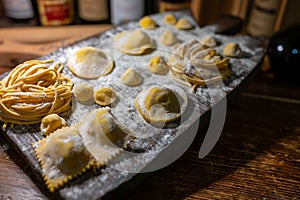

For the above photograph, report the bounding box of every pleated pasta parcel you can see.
[33,126,97,192]
[134,85,188,126]
[77,107,127,164]
[33,107,127,192]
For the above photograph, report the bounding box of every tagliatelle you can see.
[168,40,231,90]
[0,60,73,125]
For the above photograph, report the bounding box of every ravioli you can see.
[148,56,169,75]
[161,29,177,46]
[33,126,96,192]
[176,18,193,30]
[94,87,117,106]
[163,14,177,25]
[67,47,114,79]
[78,108,127,163]
[140,16,157,29]
[201,35,218,47]
[73,83,94,103]
[40,114,66,136]
[113,29,155,55]
[121,68,143,86]
[34,108,128,192]
[223,43,242,57]
[134,86,188,126]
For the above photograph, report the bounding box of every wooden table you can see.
[0,26,299,200]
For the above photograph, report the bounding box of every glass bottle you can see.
[246,0,281,36]
[36,0,74,26]
[110,0,145,25]
[77,0,110,24]
[3,0,34,23]
[159,0,190,12]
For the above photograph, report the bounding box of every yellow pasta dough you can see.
[148,56,169,75]
[161,29,177,46]
[176,18,193,30]
[134,86,188,126]
[34,126,96,192]
[139,16,157,29]
[121,68,143,86]
[73,83,94,103]
[223,43,242,57]
[40,114,66,136]
[94,87,117,106]
[168,40,231,88]
[77,108,126,163]
[163,14,177,25]
[201,35,218,47]
[34,107,127,192]
[113,29,155,55]
[0,59,73,125]
[67,47,114,79]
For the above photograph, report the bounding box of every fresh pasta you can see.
[0,59,73,125]
[168,40,231,90]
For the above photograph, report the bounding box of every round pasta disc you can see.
[67,47,114,79]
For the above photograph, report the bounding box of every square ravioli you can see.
[33,108,125,192]
[33,126,97,192]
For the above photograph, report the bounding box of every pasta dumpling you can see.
[113,29,155,55]
[148,56,169,75]
[201,36,218,47]
[94,87,117,106]
[161,29,177,46]
[176,18,193,30]
[121,68,143,86]
[78,108,127,162]
[40,114,66,136]
[223,43,242,57]
[33,126,95,192]
[163,14,177,25]
[140,16,157,29]
[73,83,94,103]
[34,108,127,192]
[134,86,188,126]
[67,47,114,79]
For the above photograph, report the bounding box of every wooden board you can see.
[0,10,267,199]
[0,25,112,67]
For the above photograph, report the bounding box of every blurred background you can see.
[0,0,300,83]
[0,0,299,35]
[0,2,299,199]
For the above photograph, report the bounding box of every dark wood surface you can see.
[1,70,299,200]
[127,73,300,200]
[1,27,300,199]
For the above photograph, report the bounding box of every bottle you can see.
[110,0,145,25]
[3,0,34,23]
[77,0,110,24]
[267,26,300,84]
[145,0,159,16]
[159,0,190,12]
[36,0,75,26]
[246,0,281,37]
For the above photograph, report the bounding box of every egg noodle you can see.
[168,41,231,90]
[0,60,73,126]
